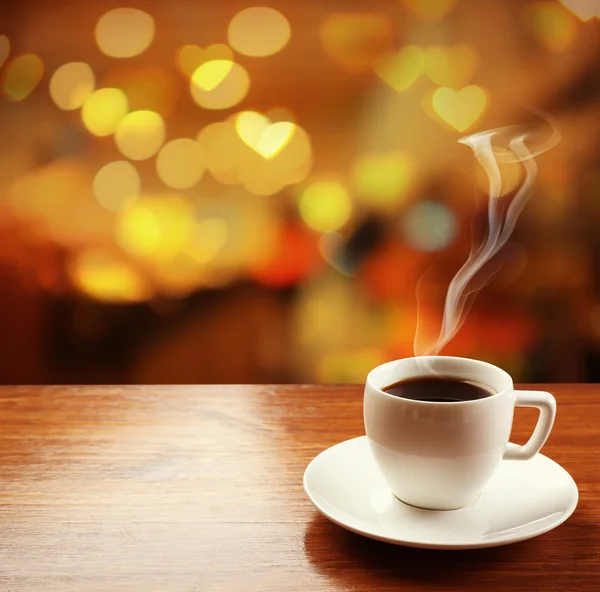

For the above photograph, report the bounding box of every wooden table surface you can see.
[0,384,597,591]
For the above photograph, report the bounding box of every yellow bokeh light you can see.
[115,110,166,161]
[374,46,424,94]
[156,138,205,190]
[263,124,313,186]
[70,249,151,303]
[430,85,488,132]
[116,196,192,261]
[81,88,128,137]
[299,181,352,232]
[95,8,155,58]
[197,121,244,183]
[319,13,394,74]
[352,152,413,208]
[235,111,295,159]
[2,54,44,102]
[176,44,233,78]
[190,60,250,110]
[186,217,229,264]
[423,45,479,88]
[49,62,95,110]
[228,7,291,57]
[0,35,10,69]
[93,161,141,212]
[528,2,577,52]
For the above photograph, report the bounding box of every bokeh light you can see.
[95,8,155,58]
[81,88,128,137]
[423,45,479,87]
[190,60,250,109]
[352,152,413,208]
[0,35,9,69]
[559,0,600,21]
[176,44,233,78]
[299,181,352,232]
[319,13,394,73]
[2,54,44,102]
[93,161,141,212]
[197,121,244,184]
[49,62,95,110]
[70,249,151,303]
[156,138,205,189]
[430,85,488,132]
[186,217,229,264]
[227,7,291,57]
[115,110,166,161]
[401,0,458,20]
[235,111,295,159]
[374,46,424,94]
[116,195,192,262]
[527,2,577,52]
[401,201,458,252]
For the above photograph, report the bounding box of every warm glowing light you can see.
[176,44,233,78]
[528,3,577,52]
[2,54,44,101]
[228,7,291,57]
[116,196,192,261]
[115,110,166,161]
[401,0,458,20]
[49,62,95,110]
[95,8,155,58]
[423,45,479,87]
[0,35,10,69]
[299,181,352,232]
[81,88,128,136]
[235,111,295,159]
[374,46,424,94]
[264,124,313,185]
[191,60,234,91]
[319,13,394,73]
[401,201,457,252]
[196,121,244,183]
[70,249,150,303]
[156,138,205,189]
[93,161,141,211]
[190,60,250,109]
[430,85,488,132]
[186,217,229,264]
[319,349,386,383]
[559,0,600,21]
[352,152,413,208]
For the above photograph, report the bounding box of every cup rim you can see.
[366,355,514,406]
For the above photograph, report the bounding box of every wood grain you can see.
[0,384,598,591]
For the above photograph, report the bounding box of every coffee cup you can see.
[363,356,556,510]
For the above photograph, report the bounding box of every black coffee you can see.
[383,376,494,403]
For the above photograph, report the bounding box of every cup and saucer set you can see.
[303,357,578,550]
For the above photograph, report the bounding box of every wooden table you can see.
[0,384,597,591]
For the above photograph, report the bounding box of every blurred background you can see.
[0,0,599,384]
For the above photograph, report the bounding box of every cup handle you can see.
[503,390,556,461]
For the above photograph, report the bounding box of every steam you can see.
[415,113,561,356]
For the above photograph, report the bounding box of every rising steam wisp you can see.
[415,114,561,357]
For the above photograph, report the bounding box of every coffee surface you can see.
[382,376,494,403]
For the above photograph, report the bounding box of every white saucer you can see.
[303,436,578,550]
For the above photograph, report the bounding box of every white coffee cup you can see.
[363,356,556,511]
